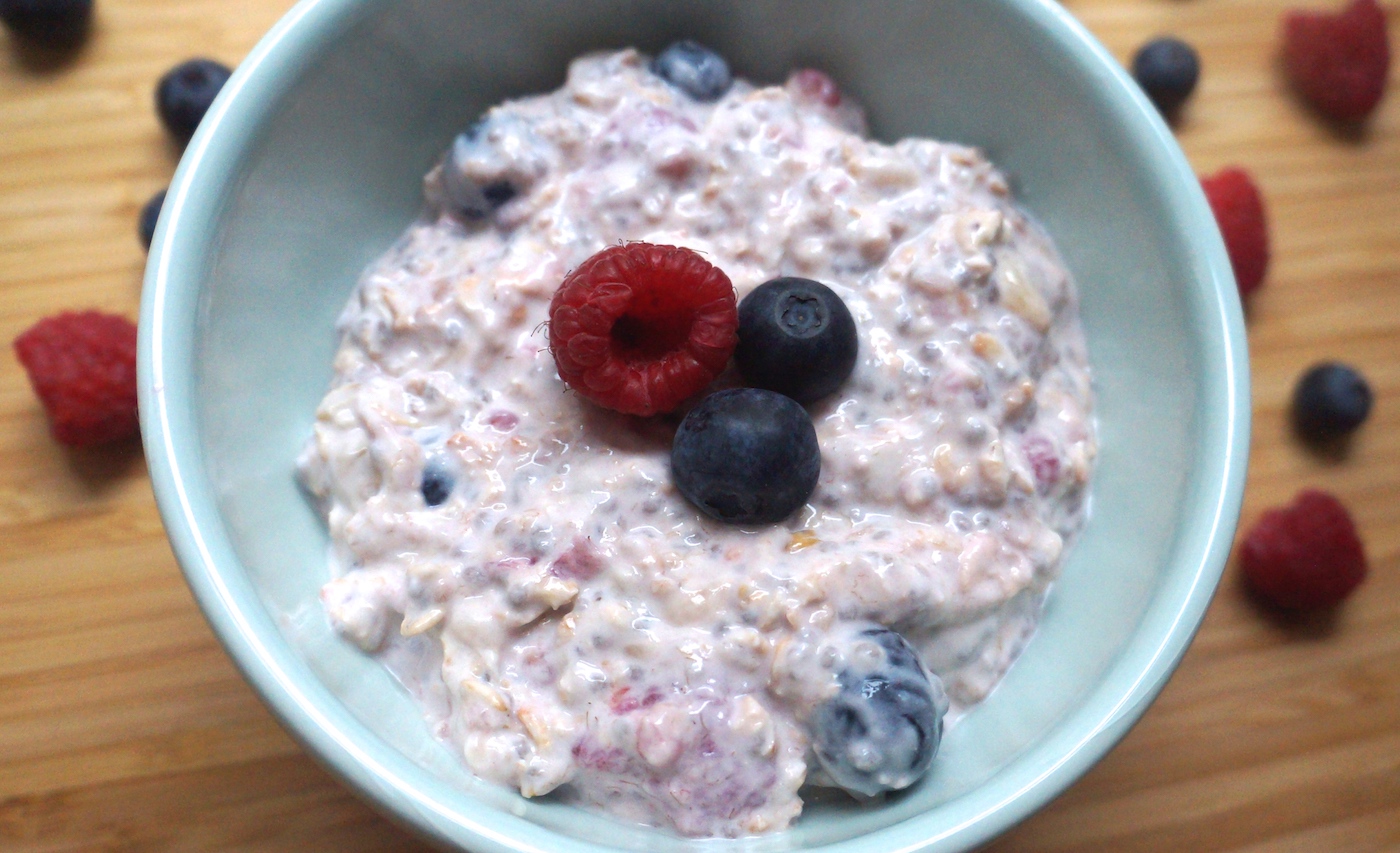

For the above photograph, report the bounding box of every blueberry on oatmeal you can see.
[437,113,548,221]
[671,388,820,525]
[480,179,517,208]
[651,40,732,102]
[810,626,948,797]
[420,459,454,507]
[736,277,858,403]
[442,129,519,219]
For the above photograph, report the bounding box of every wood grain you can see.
[1,1,1396,850]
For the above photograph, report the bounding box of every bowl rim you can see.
[138,0,1250,850]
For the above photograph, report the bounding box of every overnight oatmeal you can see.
[298,43,1096,837]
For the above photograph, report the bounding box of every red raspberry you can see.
[13,311,140,447]
[1239,490,1367,610]
[1283,0,1390,123]
[548,243,738,416]
[789,68,843,107]
[1201,167,1270,298]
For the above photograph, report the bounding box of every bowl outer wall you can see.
[138,0,1250,851]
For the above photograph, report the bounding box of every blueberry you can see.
[1131,37,1200,117]
[420,459,454,507]
[441,128,518,220]
[138,189,165,251]
[155,58,232,140]
[1292,362,1373,440]
[651,40,732,102]
[736,277,858,403]
[810,626,948,797]
[0,0,92,48]
[671,388,820,525]
[480,179,516,207]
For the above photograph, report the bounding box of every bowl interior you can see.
[141,0,1247,851]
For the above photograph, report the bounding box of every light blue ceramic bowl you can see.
[139,1,1249,850]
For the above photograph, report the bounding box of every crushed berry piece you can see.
[549,537,603,581]
[607,686,663,715]
[485,410,519,432]
[1022,433,1061,492]
[571,738,629,773]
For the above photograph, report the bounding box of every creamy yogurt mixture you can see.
[298,49,1096,837]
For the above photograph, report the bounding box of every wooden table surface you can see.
[2,1,1397,850]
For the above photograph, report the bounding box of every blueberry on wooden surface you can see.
[1132,36,1200,116]
[138,189,165,251]
[0,0,93,48]
[1292,361,1372,440]
[156,58,232,140]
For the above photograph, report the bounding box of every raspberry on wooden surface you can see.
[13,311,140,447]
[1240,490,1367,610]
[1201,167,1270,299]
[1283,0,1390,123]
